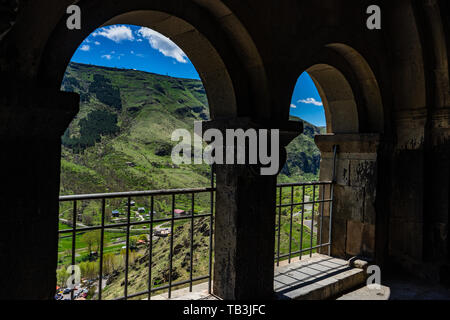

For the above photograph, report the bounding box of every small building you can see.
[112,210,120,217]
[154,228,170,237]
[138,207,146,214]
[174,209,189,217]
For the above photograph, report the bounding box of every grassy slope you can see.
[61,62,324,197]
[61,62,210,197]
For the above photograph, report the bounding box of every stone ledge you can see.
[145,282,219,300]
[275,254,367,300]
[315,133,381,154]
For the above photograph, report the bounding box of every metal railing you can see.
[274,145,337,266]
[274,180,334,266]
[58,171,215,301]
[57,146,337,300]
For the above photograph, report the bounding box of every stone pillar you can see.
[203,118,301,299]
[315,133,380,261]
[0,88,78,299]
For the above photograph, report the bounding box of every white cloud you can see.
[80,45,90,51]
[137,27,188,63]
[137,39,143,42]
[94,41,100,45]
[101,54,112,60]
[290,104,297,109]
[93,25,134,43]
[298,97,323,106]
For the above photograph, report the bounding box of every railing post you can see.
[208,166,214,294]
[328,145,338,256]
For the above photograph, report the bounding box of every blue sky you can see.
[290,73,326,127]
[71,24,326,127]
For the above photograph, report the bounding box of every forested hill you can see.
[60,62,324,195]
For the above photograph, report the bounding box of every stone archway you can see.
[1,0,272,300]
[299,44,384,263]
[37,1,271,121]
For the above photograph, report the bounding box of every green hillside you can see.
[61,62,211,196]
[61,62,323,196]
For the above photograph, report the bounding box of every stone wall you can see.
[315,134,380,262]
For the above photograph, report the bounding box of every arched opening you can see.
[56,23,219,300]
[274,72,326,265]
[307,64,359,134]
[309,45,383,261]
[276,44,384,269]
[30,1,273,301]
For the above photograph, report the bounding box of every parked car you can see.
[63,288,72,294]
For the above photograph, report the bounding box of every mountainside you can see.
[278,116,325,183]
[61,62,211,196]
[60,62,324,195]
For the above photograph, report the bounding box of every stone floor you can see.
[149,282,218,300]
[151,254,366,300]
[337,275,450,300]
[274,253,366,300]
[144,254,450,300]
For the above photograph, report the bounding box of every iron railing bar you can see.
[276,199,332,208]
[70,200,77,301]
[59,183,330,202]
[276,181,333,188]
[310,185,316,257]
[124,197,131,300]
[148,196,154,301]
[189,193,194,292]
[114,275,211,300]
[58,213,214,234]
[277,186,282,267]
[208,166,214,294]
[328,145,338,256]
[319,186,325,254]
[276,243,331,260]
[168,194,175,298]
[288,186,294,263]
[98,198,106,300]
[299,185,305,261]
[59,187,216,201]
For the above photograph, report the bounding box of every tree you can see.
[81,230,101,255]
[82,212,93,226]
[102,252,116,275]
[138,234,148,242]
[57,267,70,288]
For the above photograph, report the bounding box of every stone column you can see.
[315,133,380,262]
[0,88,78,299]
[203,118,302,299]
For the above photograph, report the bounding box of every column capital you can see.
[200,117,303,147]
[314,133,381,154]
[0,89,79,139]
